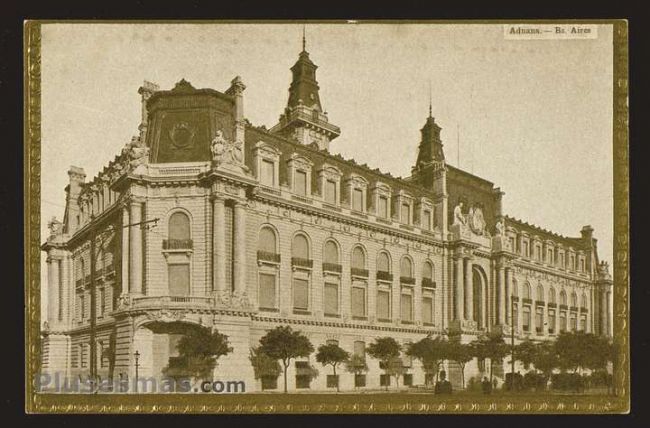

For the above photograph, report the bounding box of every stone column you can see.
[47,255,60,328]
[212,196,227,297]
[505,266,512,325]
[233,201,247,296]
[129,200,143,295]
[121,205,130,297]
[60,255,69,327]
[455,257,464,321]
[464,258,473,321]
[497,265,506,325]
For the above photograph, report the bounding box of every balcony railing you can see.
[376,271,393,282]
[130,295,215,309]
[535,300,545,306]
[522,298,533,305]
[547,302,557,308]
[163,239,194,250]
[257,251,281,264]
[536,327,543,334]
[422,278,436,289]
[291,257,313,269]
[322,262,342,273]
[570,306,578,312]
[400,276,416,285]
[75,278,84,289]
[351,267,369,278]
[560,304,568,310]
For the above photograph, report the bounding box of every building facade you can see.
[41,45,613,392]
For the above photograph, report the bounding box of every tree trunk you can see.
[333,365,339,392]
[283,362,288,393]
[460,364,465,389]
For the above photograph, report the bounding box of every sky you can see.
[40,23,614,312]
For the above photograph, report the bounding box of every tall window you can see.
[400,257,413,279]
[99,287,105,317]
[548,310,556,333]
[324,282,339,315]
[293,278,309,311]
[80,294,86,320]
[259,273,276,309]
[547,248,554,264]
[560,312,567,332]
[352,188,364,212]
[571,292,578,308]
[351,286,366,317]
[323,241,339,265]
[535,307,543,333]
[378,195,389,218]
[169,212,190,242]
[261,159,275,186]
[548,287,556,304]
[351,246,366,270]
[401,290,413,321]
[522,307,531,331]
[400,203,411,224]
[377,252,391,274]
[377,288,391,320]
[259,227,278,254]
[581,293,587,309]
[324,180,337,204]
[523,283,531,300]
[292,234,310,260]
[560,290,567,306]
[422,295,434,324]
[537,284,544,302]
[167,212,191,296]
[294,170,307,196]
[523,241,529,257]
[422,261,434,288]
[422,209,432,230]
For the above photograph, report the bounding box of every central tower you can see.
[270,33,341,151]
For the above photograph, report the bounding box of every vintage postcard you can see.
[24,20,629,414]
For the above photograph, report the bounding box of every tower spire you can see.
[302,25,306,52]
[428,80,432,118]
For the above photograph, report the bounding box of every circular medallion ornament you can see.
[169,122,195,149]
[469,207,486,235]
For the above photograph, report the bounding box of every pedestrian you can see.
[482,376,492,394]
[435,370,452,394]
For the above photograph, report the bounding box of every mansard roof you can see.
[504,215,588,250]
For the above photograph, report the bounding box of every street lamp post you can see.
[510,295,515,391]
[134,350,140,393]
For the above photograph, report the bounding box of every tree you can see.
[162,327,233,381]
[345,354,369,389]
[258,326,314,393]
[315,343,350,392]
[407,336,448,385]
[367,337,401,390]
[515,339,537,372]
[530,341,559,388]
[249,346,282,388]
[555,331,598,374]
[446,340,473,389]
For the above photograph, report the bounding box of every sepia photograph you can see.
[24,20,629,413]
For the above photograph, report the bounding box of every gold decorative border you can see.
[24,20,630,414]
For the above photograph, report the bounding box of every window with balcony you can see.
[548,310,556,334]
[258,226,280,311]
[400,257,414,284]
[570,314,577,331]
[351,246,368,277]
[535,307,544,334]
[560,312,567,332]
[522,306,531,332]
[422,260,435,288]
[322,240,341,273]
[292,233,312,268]
[376,251,392,282]
[258,226,280,263]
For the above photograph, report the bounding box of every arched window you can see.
[323,241,339,264]
[549,287,556,304]
[377,252,391,273]
[423,261,433,279]
[560,290,567,305]
[400,257,413,278]
[571,292,578,307]
[259,226,278,254]
[168,212,190,240]
[537,284,544,302]
[581,293,587,309]
[292,234,310,259]
[351,246,366,270]
[512,279,518,297]
[523,282,531,300]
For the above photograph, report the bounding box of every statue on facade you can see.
[211,129,243,166]
[453,202,466,226]
[48,217,63,236]
[495,219,505,236]
[121,136,149,169]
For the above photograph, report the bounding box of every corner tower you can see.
[270,34,340,151]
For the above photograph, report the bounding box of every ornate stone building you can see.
[41,44,613,392]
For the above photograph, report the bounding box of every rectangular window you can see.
[580,316,587,331]
[168,264,190,296]
[560,313,567,332]
[80,294,85,320]
[378,195,388,218]
[523,307,531,331]
[352,188,364,212]
[261,159,275,186]
[324,282,339,315]
[354,374,366,388]
[422,296,434,324]
[547,249,553,264]
[400,203,410,224]
[261,376,278,390]
[294,170,307,196]
[523,241,529,257]
[403,374,413,386]
[99,288,105,317]
[380,374,391,387]
[570,315,577,331]
[326,375,339,389]
[377,289,390,320]
[580,259,585,272]
[259,273,276,309]
[401,292,413,321]
[351,287,366,317]
[293,278,309,310]
[422,209,431,230]
[535,308,543,331]
[325,180,337,204]
[548,311,556,333]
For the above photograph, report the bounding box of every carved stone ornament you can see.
[468,206,486,235]
[169,121,196,149]
[211,129,243,165]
